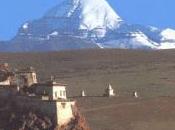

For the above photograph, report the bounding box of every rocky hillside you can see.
[0,97,90,130]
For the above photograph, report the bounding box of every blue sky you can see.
[0,0,174,40]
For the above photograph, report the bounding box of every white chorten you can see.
[81,90,86,97]
[133,91,139,98]
[105,84,116,97]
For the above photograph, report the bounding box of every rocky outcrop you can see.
[0,99,90,130]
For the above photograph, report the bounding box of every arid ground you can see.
[1,49,175,130]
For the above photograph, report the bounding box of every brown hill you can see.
[1,49,175,97]
[1,49,175,130]
[0,98,90,130]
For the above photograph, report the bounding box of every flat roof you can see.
[33,81,67,87]
[15,67,36,73]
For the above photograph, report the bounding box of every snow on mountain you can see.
[49,31,59,36]
[160,28,175,41]
[44,0,123,30]
[158,42,175,49]
[0,0,175,52]
[15,0,124,41]
[100,31,159,49]
[157,28,175,49]
[148,26,159,32]
[22,23,29,30]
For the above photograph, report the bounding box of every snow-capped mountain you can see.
[18,0,123,39]
[0,0,175,52]
[45,0,122,30]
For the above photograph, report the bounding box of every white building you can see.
[33,80,75,126]
[35,80,67,100]
[15,67,38,88]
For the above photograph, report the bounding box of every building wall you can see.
[36,85,67,100]
[53,86,67,100]
[15,72,37,87]
[13,96,75,126]
[15,96,57,117]
[31,72,37,84]
[56,101,75,125]
[36,85,51,96]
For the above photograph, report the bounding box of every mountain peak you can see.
[44,0,123,30]
[160,28,175,41]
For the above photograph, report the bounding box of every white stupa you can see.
[133,91,139,98]
[81,90,86,97]
[104,84,116,97]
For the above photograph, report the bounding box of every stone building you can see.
[0,63,9,71]
[0,64,37,87]
[0,63,14,86]
[1,79,75,127]
[0,64,76,127]
[22,80,75,127]
[15,96,75,127]
[15,67,37,88]
[34,80,67,100]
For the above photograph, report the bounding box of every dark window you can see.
[60,91,62,97]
